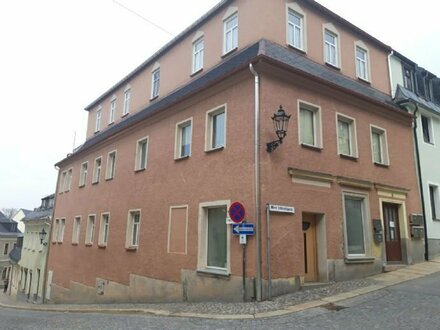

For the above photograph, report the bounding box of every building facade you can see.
[0,212,20,291]
[391,53,440,258]
[47,0,425,303]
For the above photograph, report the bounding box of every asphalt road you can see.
[1,272,440,330]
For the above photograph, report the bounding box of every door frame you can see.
[378,197,409,264]
[302,212,327,282]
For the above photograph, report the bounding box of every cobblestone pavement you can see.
[0,278,373,315]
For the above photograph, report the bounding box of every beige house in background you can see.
[47,0,425,304]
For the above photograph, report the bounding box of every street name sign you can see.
[232,223,255,236]
[268,204,295,214]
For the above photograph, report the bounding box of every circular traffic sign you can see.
[229,202,246,223]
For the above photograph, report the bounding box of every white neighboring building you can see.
[0,212,20,290]
[10,194,54,303]
[391,52,440,258]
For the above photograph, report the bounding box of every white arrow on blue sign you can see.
[232,223,255,236]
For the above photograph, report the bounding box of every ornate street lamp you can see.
[266,105,291,152]
[39,228,48,246]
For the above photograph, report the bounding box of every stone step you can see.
[383,264,406,273]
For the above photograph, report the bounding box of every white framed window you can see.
[336,113,358,158]
[3,243,9,255]
[192,37,204,74]
[109,97,116,124]
[323,26,340,67]
[421,115,434,144]
[298,101,322,148]
[197,200,231,275]
[95,109,102,133]
[57,218,65,243]
[429,184,440,221]
[123,87,131,116]
[106,151,117,180]
[205,105,226,151]
[151,67,160,99]
[52,219,59,243]
[66,168,72,191]
[343,192,370,257]
[175,118,192,159]
[60,171,67,193]
[135,137,149,171]
[126,210,141,249]
[85,214,96,245]
[287,8,304,51]
[370,125,389,165]
[223,12,238,54]
[92,157,102,184]
[72,216,81,245]
[355,43,369,81]
[79,161,88,187]
[98,213,110,247]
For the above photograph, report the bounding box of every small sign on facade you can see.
[268,204,295,214]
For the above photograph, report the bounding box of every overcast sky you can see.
[0,0,439,210]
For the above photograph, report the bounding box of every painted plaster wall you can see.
[49,73,259,298]
[417,109,440,241]
[85,0,391,139]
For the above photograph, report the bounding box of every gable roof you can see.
[57,39,406,167]
[395,85,440,115]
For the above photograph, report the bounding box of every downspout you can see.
[249,63,262,301]
[42,166,60,304]
[387,50,395,98]
[397,100,429,261]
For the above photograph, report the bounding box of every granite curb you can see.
[1,259,440,320]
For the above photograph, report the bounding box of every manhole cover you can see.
[321,303,348,311]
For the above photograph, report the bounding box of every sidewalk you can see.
[2,258,440,320]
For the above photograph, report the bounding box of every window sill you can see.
[205,146,224,154]
[374,162,389,168]
[94,130,100,135]
[125,246,138,251]
[190,68,203,77]
[423,141,435,146]
[121,113,129,118]
[72,243,78,246]
[221,47,238,58]
[105,177,114,182]
[92,181,99,185]
[287,44,306,55]
[79,184,85,188]
[134,168,146,173]
[108,122,114,126]
[357,77,371,84]
[175,155,190,161]
[85,243,93,247]
[301,143,322,152]
[150,95,159,102]
[325,62,341,71]
[98,244,107,249]
[197,268,230,279]
[339,154,358,161]
[57,241,63,244]
[344,256,375,264]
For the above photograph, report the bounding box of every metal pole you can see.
[266,205,272,300]
[242,243,246,302]
[249,63,262,301]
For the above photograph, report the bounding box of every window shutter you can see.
[415,71,425,98]
[432,78,440,105]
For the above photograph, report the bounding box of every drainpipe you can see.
[42,166,59,304]
[249,63,263,301]
[387,50,395,98]
[397,99,429,261]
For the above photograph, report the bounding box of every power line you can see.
[112,0,175,37]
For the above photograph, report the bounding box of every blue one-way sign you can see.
[232,223,255,236]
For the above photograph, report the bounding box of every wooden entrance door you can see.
[303,214,318,282]
[383,203,402,262]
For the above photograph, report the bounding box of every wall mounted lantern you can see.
[266,105,291,152]
[39,228,48,246]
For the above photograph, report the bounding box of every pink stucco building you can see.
[47,0,423,303]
